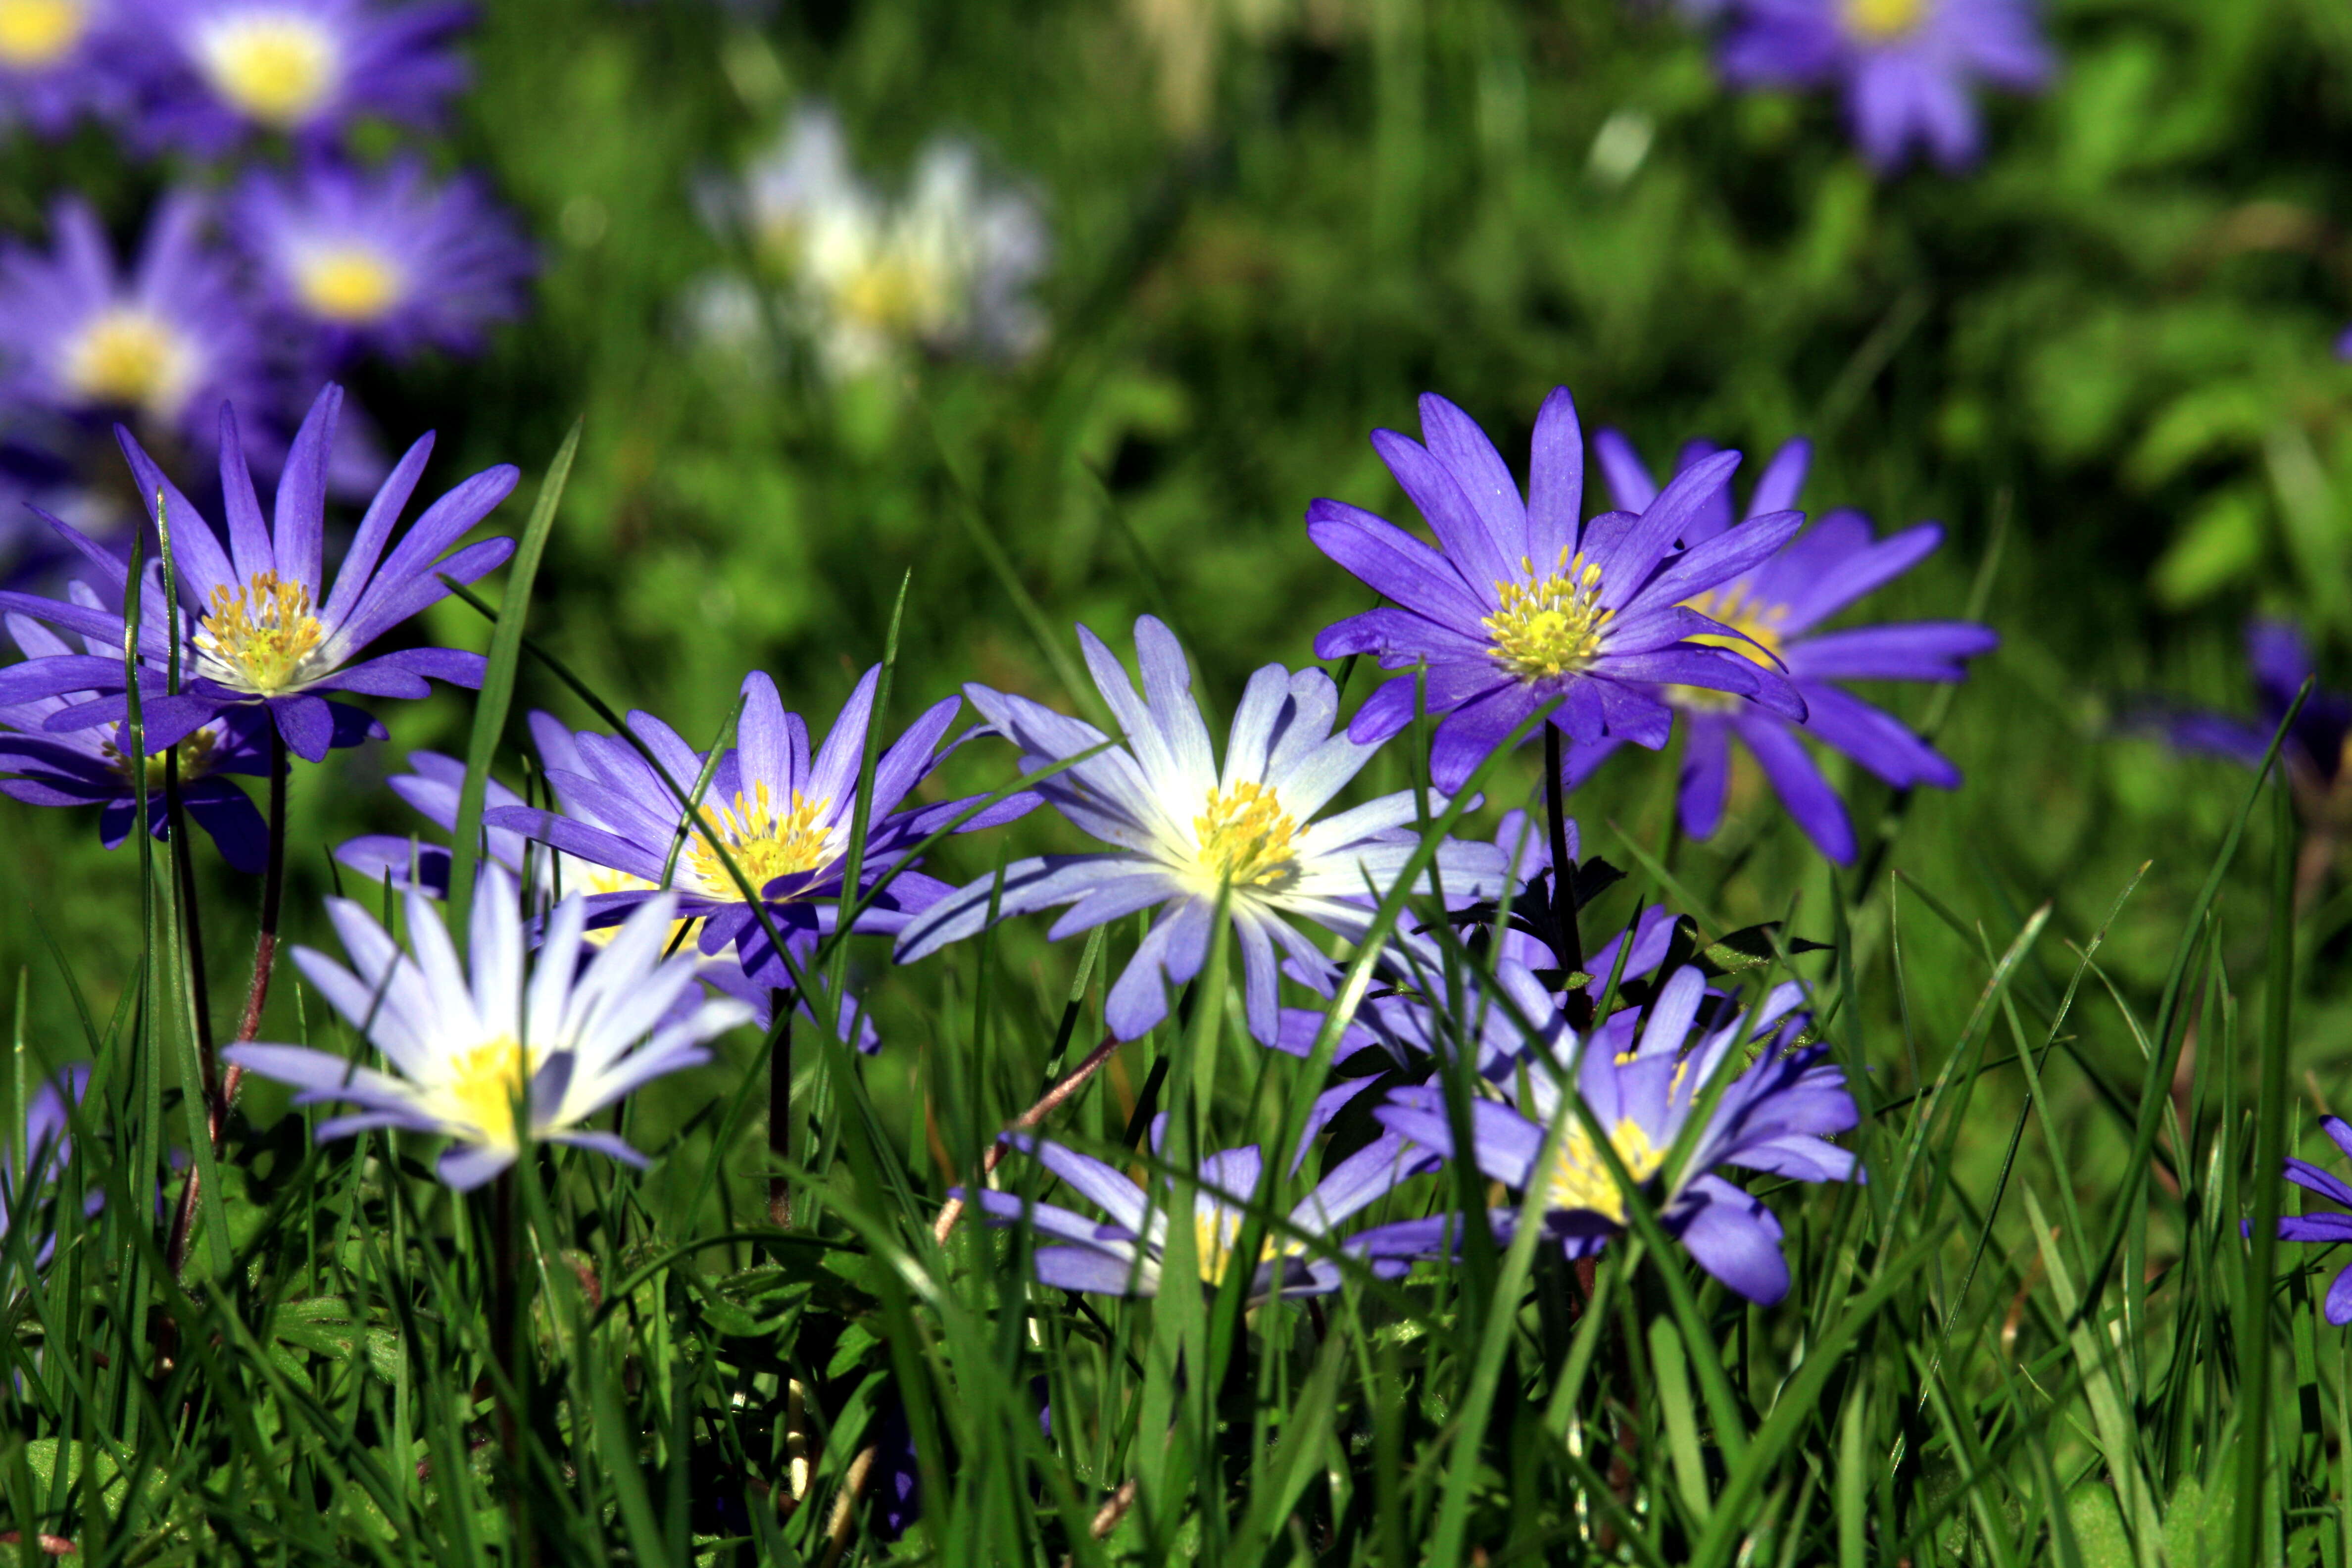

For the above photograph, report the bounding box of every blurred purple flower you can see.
[1307,389,1806,795]
[0,194,273,458]
[232,156,535,361]
[1718,0,2052,173]
[1,1065,92,1273]
[0,0,138,133]
[1571,432,1995,863]
[2269,1116,2352,1325]
[0,383,517,763]
[2145,619,2352,789]
[132,0,468,150]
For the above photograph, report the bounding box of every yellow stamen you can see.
[566,861,704,952]
[295,246,404,324]
[196,571,326,695]
[0,0,85,66]
[1544,1117,1666,1225]
[62,309,193,417]
[195,11,336,127]
[1842,0,1928,44]
[1192,1207,1299,1288]
[438,1036,535,1149]
[1483,550,1612,682]
[685,782,835,898]
[1192,781,1300,891]
[1667,584,1790,712]
[100,728,221,792]
[835,254,947,335]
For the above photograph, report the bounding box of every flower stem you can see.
[931,1031,1125,1244]
[232,729,291,1050]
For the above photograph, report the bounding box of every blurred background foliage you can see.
[7,0,2352,1170]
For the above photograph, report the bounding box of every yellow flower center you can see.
[438,1036,536,1149]
[835,254,947,336]
[0,0,85,66]
[1192,781,1300,891]
[1842,0,1928,44]
[1544,1116,1667,1225]
[295,246,404,324]
[1483,551,1612,682]
[99,728,221,792]
[1666,585,1790,712]
[685,782,835,899]
[564,860,704,952]
[194,10,337,127]
[196,571,327,695]
[62,309,194,417]
[1192,1207,1298,1288]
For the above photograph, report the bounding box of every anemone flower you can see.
[896,615,1508,1046]
[232,156,535,361]
[1717,0,2052,174]
[488,667,1034,996]
[2268,1117,2352,1326]
[0,0,136,134]
[1571,432,1996,863]
[0,382,517,763]
[0,194,271,454]
[223,866,750,1189]
[337,712,881,1051]
[1308,389,1806,794]
[136,0,467,151]
[0,602,287,872]
[1374,960,1860,1304]
[970,1126,1432,1299]
[0,1065,93,1274]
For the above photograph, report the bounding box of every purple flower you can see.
[2154,619,2352,792]
[2338,326,2352,361]
[2272,1116,2352,1325]
[223,865,750,1190]
[1572,433,1995,863]
[1718,0,2052,174]
[486,669,1032,999]
[232,156,535,362]
[0,0,137,133]
[0,382,518,763]
[2,1065,92,1271]
[895,615,1509,1046]
[1374,960,1860,1304]
[0,194,273,456]
[337,714,882,1051]
[133,0,468,151]
[1308,390,1806,795]
[969,1125,1432,1300]
[0,600,278,872]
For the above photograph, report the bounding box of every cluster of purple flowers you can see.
[0,0,533,576]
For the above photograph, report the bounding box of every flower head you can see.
[0,0,135,134]
[0,195,272,453]
[896,615,1509,1046]
[1571,433,1996,862]
[0,600,283,871]
[1717,0,2052,173]
[222,866,751,1189]
[1,1065,92,1274]
[704,104,1048,376]
[2269,1116,2352,1325]
[1374,960,1860,1303]
[1309,390,1807,794]
[0,383,517,763]
[135,0,468,150]
[488,668,1033,996]
[970,1126,1431,1300]
[232,156,535,360]
[2147,619,2352,792]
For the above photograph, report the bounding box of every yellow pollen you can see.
[196,571,326,695]
[1192,781,1300,890]
[438,1036,535,1149]
[1544,1117,1666,1225]
[685,782,835,898]
[99,728,221,792]
[1842,0,1928,44]
[195,11,336,127]
[567,862,704,952]
[62,309,192,416]
[1667,584,1789,712]
[0,0,85,65]
[1192,1208,1298,1288]
[1483,551,1612,682]
[295,246,403,323]
[835,254,947,335]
